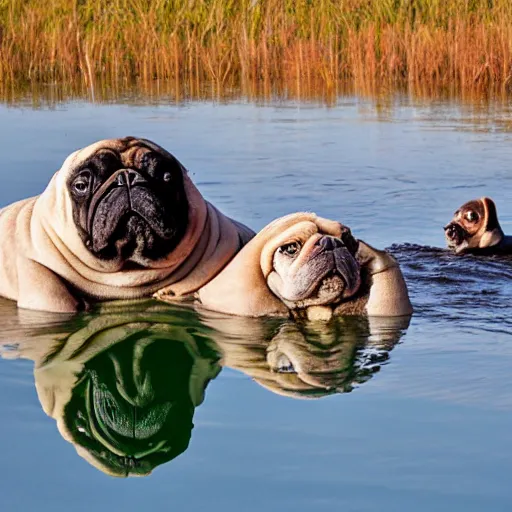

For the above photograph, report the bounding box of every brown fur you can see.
[444,197,507,254]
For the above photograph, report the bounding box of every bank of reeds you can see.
[1,0,512,93]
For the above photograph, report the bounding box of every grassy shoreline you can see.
[1,0,512,92]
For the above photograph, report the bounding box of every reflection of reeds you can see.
[1,0,512,93]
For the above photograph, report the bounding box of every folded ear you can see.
[481,197,500,231]
[479,197,504,248]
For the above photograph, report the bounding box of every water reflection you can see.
[0,300,222,477]
[3,79,512,121]
[0,299,409,476]
[201,311,410,399]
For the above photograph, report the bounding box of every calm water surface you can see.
[0,91,511,511]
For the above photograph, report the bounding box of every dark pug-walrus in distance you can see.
[444,197,511,254]
[0,137,253,313]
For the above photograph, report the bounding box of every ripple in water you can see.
[389,243,512,333]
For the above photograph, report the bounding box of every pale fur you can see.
[198,307,411,399]
[0,138,254,313]
[198,213,412,318]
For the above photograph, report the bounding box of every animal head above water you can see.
[198,212,412,318]
[52,137,190,267]
[264,215,361,309]
[444,197,504,254]
[198,213,363,317]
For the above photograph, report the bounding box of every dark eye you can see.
[163,171,172,182]
[72,173,91,195]
[465,211,478,222]
[278,241,301,257]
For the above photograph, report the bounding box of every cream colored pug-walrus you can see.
[0,137,254,313]
[174,212,412,320]
[444,196,512,254]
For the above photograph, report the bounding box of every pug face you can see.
[444,197,503,254]
[66,137,189,264]
[265,222,361,309]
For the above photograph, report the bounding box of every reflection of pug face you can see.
[8,301,222,477]
[267,225,361,309]
[66,137,188,264]
[263,322,361,396]
[63,336,197,477]
[206,312,410,400]
[444,197,503,254]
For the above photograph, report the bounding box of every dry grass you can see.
[1,0,512,94]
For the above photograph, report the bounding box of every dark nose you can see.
[122,456,139,469]
[116,170,146,187]
[444,223,462,241]
[444,223,455,236]
[316,235,344,251]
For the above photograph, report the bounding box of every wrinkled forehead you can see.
[455,199,484,218]
[262,213,344,240]
[59,137,178,176]
[261,216,346,276]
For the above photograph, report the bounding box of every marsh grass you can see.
[1,0,512,94]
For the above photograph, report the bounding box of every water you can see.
[0,91,511,511]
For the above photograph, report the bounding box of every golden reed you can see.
[1,0,512,96]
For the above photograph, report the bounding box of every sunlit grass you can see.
[1,0,512,92]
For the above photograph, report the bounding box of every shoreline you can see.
[1,1,512,92]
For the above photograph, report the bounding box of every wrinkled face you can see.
[267,224,361,309]
[444,198,502,253]
[67,139,188,264]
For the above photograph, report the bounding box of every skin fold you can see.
[444,196,512,255]
[193,212,413,319]
[0,137,253,313]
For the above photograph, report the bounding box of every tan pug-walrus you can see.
[0,137,254,313]
[444,196,512,254]
[176,213,412,320]
[0,299,222,477]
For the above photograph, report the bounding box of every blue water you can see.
[0,92,511,511]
